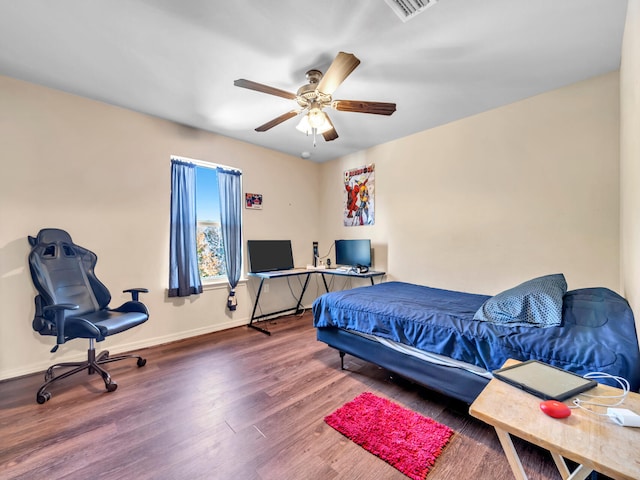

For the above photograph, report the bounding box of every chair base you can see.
[36,341,146,404]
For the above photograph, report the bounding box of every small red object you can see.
[539,400,571,418]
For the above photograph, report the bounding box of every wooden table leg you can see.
[549,452,592,480]
[494,427,528,480]
[494,426,594,480]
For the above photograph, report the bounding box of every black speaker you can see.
[313,241,319,267]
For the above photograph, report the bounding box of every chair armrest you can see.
[123,288,149,302]
[43,303,79,345]
[43,303,80,313]
[112,301,149,315]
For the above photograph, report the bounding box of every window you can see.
[195,165,227,281]
[169,156,243,298]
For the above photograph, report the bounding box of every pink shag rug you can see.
[324,392,454,480]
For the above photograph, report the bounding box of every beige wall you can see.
[320,72,621,296]
[621,0,640,339]
[0,75,321,380]
[0,41,633,380]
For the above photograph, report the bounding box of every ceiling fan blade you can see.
[322,114,339,142]
[317,52,361,95]
[234,79,296,100]
[255,110,298,132]
[333,100,397,116]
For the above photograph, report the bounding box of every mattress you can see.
[312,281,640,390]
[349,329,493,379]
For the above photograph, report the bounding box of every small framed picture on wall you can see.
[245,193,263,209]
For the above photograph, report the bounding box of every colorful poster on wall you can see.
[344,164,374,226]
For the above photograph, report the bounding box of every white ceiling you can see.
[0,0,629,163]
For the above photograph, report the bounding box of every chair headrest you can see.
[29,228,74,247]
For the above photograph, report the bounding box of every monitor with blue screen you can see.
[335,239,371,268]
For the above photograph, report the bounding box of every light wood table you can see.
[469,359,640,480]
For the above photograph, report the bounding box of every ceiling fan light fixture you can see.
[307,105,326,128]
[295,114,311,134]
[296,112,331,135]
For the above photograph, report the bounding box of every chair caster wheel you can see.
[105,381,118,392]
[37,391,51,404]
[137,358,147,367]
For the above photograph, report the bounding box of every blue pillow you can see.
[473,274,567,327]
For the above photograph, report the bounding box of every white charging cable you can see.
[570,372,630,415]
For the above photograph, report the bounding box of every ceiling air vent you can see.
[384,0,438,22]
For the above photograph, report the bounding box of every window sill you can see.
[201,277,248,291]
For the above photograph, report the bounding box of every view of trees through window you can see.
[195,166,227,280]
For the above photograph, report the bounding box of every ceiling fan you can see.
[234,52,396,145]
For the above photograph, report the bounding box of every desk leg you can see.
[549,452,592,480]
[248,278,271,336]
[321,274,329,293]
[294,274,312,314]
[494,428,528,480]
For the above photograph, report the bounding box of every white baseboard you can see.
[0,316,251,381]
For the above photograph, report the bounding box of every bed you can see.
[312,274,640,404]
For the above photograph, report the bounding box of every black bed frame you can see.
[317,327,489,404]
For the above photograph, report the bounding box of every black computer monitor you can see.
[335,239,371,267]
[247,240,295,273]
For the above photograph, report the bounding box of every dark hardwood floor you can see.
[1,313,563,480]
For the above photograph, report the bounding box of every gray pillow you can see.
[473,273,567,327]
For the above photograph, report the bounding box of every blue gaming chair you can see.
[28,228,149,404]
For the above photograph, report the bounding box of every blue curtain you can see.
[217,167,242,309]
[169,160,203,297]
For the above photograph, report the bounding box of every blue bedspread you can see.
[312,281,640,391]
